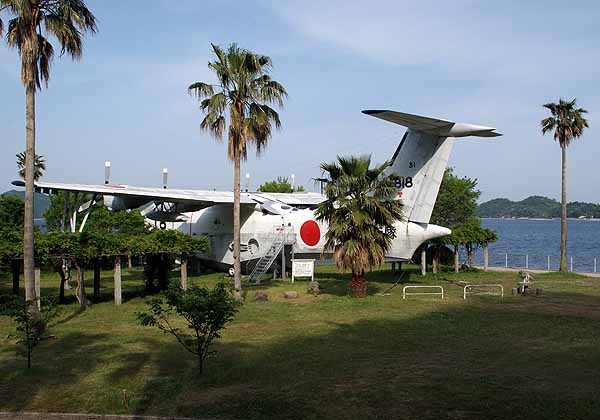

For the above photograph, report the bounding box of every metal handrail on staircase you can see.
[247,226,292,284]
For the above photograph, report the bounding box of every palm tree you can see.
[315,156,403,297]
[16,151,45,180]
[1,0,97,313]
[188,44,287,295]
[541,99,589,272]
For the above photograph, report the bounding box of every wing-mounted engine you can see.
[103,195,150,211]
[142,201,208,222]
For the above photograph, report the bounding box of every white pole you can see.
[594,257,597,273]
[505,253,508,268]
[104,161,111,184]
[547,255,550,271]
[162,168,168,189]
[245,173,250,192]
[571,256,575,272]
[290,174,295,192]
[526,254,529,269]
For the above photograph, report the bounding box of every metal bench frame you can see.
[463,284,504,299]
[402,285,444,300]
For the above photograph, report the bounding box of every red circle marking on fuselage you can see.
[300,220,320,247]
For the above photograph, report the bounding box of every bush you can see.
[137,282,240,374]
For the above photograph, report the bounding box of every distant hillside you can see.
[1,190,51,219]
[477,196,600,219]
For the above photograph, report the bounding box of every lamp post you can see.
[245,173,250,192]
[163,168,168,189]
[290,174,295,192]
[104,161,111,184]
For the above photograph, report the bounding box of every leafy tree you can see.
[541,98,589,272]
[1,0,97,316]
[315,155,403,297]
[138,282,240,374]
[0,228,23,294]
[16,151,45,181]
[136,229,209,293]
[430,168,480,228]
[0,194,24,230]
[188,43,287,296]
[429,168,480,272]
[258,176,305,193]
[444,218,497,267]
[6,295,58,368]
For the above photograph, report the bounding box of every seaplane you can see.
[14,110,501,279]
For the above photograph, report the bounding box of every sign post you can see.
[291,259,315,283]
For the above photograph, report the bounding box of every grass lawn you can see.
[1,264,600,419]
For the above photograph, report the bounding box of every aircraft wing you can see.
[12,180,256,207]
[252,192,325,206]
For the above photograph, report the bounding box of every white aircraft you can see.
[15,110,500,279]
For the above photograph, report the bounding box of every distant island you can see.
[477,195,600,219]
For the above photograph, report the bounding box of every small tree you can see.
[446,219,497,269]
[136,229,208,293]
[258,176,305,193]
[7,295,58,368]
[137,282,239,374]
[429,168,480,272]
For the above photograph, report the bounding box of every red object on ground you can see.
[300,220,320,246]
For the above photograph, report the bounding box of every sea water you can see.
[465,219,600,272]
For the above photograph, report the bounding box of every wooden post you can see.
[281,247,286,280]
[421,247,426,276]
[483,243,489,272]
[391,262,396,272]
[34,267,41,311]
[114,256,122,305]
[454,245,460,273]
[181,254,188,291]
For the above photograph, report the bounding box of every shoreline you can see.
[480,217,600,221]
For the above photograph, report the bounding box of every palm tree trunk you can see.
[23,83,38,317]
[233,155,242,298]
[559,144,568,272]
[348,269,367,298]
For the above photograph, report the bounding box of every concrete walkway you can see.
[476,266,600,278]
[0,413,209,420]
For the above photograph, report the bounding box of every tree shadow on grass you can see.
[0,332,115,412]
[134,303,600,420]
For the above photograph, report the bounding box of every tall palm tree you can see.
[541,98,589,272]
[1,0,97,313]
[315,156,403,297]
[16,151,45,180]
[188,43,287,295]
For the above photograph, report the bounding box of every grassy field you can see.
[1,264,600,419]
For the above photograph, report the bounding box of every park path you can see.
[0,413,211,420]
[476,266,600,278]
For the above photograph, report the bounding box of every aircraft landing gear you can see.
[228,266,235,277]
[159,221,167,230]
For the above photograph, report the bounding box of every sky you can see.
[1,0,600,203]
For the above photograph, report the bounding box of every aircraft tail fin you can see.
[363,110,501,224]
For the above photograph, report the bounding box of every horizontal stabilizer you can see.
[362,110,502,137]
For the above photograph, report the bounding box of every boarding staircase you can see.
[247,226,292,284]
